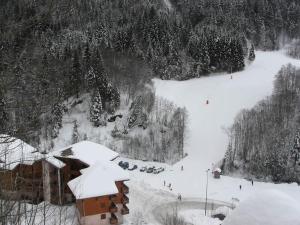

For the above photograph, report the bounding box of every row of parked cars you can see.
[118,161,165,174]
[118,161,138,170]
[140,166,165,174]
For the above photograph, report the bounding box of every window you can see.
[101,214,106,220]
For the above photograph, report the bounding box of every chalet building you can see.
[0,137,130,225]
[68,161,129,225]
[0,135,44,203]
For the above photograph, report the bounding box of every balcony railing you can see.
[109,194,118,202]
[122,195,129,204]
[109,202,118,213]
[110,213,118,225]
[122,184,129,194]
[121,205,129,215]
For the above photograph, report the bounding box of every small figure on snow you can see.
[181,165,183,171]
[164,180,166,186]
[206,100,209,105]
[239,185,242,190]
[251,179,254,186]
[178,194,182,201]
[230,75,233,79]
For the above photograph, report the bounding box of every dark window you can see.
[101,214,106,220]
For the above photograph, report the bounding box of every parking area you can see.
[118,160,165,174]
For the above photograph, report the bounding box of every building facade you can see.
[0,138,130,225]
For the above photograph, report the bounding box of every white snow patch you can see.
[223,190,300,225]
[179,209,221,225]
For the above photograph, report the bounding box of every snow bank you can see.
[223,190,300,225]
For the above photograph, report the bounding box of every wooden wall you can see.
[0,161,44,203]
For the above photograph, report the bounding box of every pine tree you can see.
[83,42,91,71]
[69,50,82,98]
[72,120,79,144]
[86,67,96,89]
[51,102,64,138]
[90,90,104,127]
[0,90,8,132]
[248,43,256,61]
[92,50,108,98]
[292,131,300,165]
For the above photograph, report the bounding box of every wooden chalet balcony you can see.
[122,184,129,194]
[110,213,118,225]
[121,205,129,215]
[122,195,129,204]
[109,202,118,213]
[109,194,118,202]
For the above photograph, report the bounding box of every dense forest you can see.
[223,65,300,183]
[0,0,300,161]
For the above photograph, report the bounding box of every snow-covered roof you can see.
[214,168,222,173]
[222,190,300,225]
[68,160,129,199]
[45,156,66,169]
[0,134,43,170]
[50,141,119,167]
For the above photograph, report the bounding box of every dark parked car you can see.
[128,165,138,171]
[146,167,154,173]
[140,166,147,172]
[118,161,129,169]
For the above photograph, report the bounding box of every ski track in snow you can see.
[124,51,300,225]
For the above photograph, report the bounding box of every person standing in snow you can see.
[251,180,254,186]
[178,194,182,201]
[206,100,209,104]
[239,185,242,190]
[181,165,183,171]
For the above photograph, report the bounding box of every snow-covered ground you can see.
[123,51,300,225]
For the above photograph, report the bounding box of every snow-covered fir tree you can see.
[248,43,256,61]
[71,120,79,144]
[90,90,104,127]
[50,102,64,138]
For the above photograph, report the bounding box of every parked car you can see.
[122,162,129,169]
[118,161,123,167]
[118,161,129,170]
[146,167,154,173]
[153,167,165,174]
[128,165,138,171]
[140,166,147,172]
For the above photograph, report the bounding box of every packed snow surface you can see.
[222,190,300,225]
[147,51,300,201]
[123,51,300,225]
